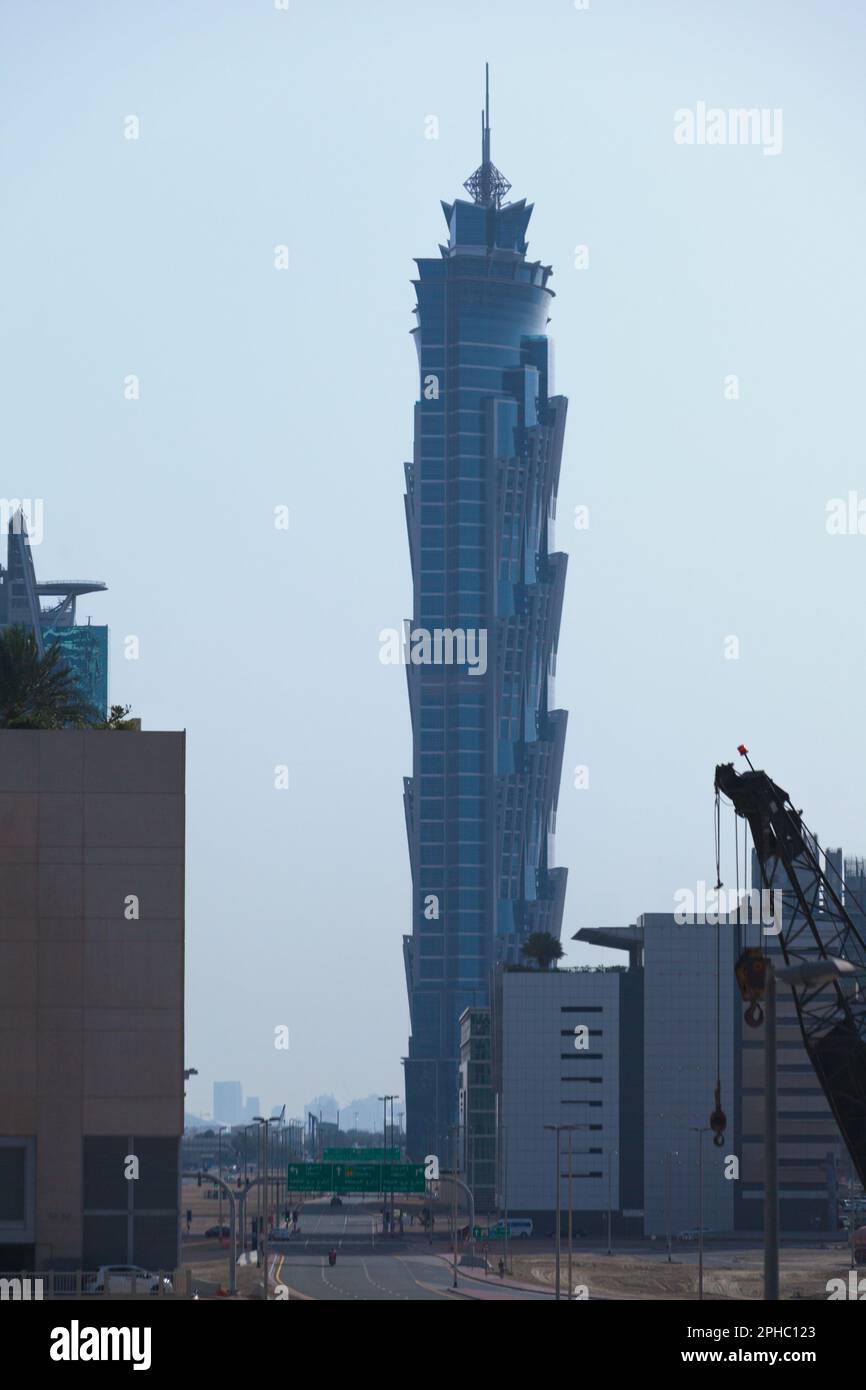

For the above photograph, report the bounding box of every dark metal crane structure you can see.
[714,747,866,1189]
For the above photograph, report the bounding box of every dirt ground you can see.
[511,1245,857,1300]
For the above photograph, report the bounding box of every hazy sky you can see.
[3,1,865,1121]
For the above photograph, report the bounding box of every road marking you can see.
[394,1255,462,1300]
[320,1256,360,1300]
[273,1254,290,1300]
[360,1258,408,1300]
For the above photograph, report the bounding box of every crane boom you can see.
[714,758,866,1189]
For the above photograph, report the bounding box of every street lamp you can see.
[664,1150,680,1263]
[378,1095,398,1234]
[567,1130,573,1300]
[544,1124,577,1300]
[253,1116,279,1301]
[449,1125,460,1289]
[689,1127,707,1300]
[763,956,860,1301]
[606,1147,619,1257]
[216,1125,227,1230]
[564,1127,592,1298]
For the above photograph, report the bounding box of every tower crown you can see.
[462,63,511,209]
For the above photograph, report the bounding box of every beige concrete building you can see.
[0,730,185,1271]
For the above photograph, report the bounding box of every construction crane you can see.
[714,746,866,1189]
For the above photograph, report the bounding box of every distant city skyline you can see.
[196,1087,393,1135]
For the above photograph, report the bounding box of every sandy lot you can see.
[511,1245,858,1300]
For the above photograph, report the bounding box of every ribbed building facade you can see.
[402,87,569,1160]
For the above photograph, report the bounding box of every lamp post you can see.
[544,1124,576,1300]
[389,1096,399,1232]
[689,1127,707,1300]
[240,1123,250,1189]
[378,1095,398,1233]
[253,1116,279,1300]
[449,1125,459,1289]
[606,1147,619,1256]
[216,1125,227,1230]
[664,1150,679,1263]
[567,1130,574,1300]
[502,1121,510,1274]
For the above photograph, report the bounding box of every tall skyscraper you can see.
[402,72,569,1160]
[213,1081,243,1127]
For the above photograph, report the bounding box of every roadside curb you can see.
[430,1253,556,1297]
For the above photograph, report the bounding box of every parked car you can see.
[204,1225,231,1239]
[84,1265,172,1295]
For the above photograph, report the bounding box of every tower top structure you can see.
[462,63,512,209]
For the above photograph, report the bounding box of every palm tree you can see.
[0,625,99,729]
[520,930,565,970]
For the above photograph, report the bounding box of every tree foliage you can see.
[0,626,100,729]
[520,930,565,970]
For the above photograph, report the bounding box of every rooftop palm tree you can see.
[0,625,99,729]
[520,930,565,970]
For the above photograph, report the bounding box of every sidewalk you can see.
[432,1253,556,1297]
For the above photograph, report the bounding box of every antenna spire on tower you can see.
[483,61,490,164]
[463,62,511,209]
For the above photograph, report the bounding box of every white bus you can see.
[488,1218,533,1239]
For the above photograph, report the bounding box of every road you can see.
[268,1198,550,1300]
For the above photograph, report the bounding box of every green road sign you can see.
[287,1163,331,1192]
[287,1161,426,1194]
[381,1163,426,1194]
[331,1163,377,1192]
[323,1148,400,1162]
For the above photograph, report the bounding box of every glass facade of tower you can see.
[402,157,569,1160]
[43,623,109,718]
[0,514,109,719]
